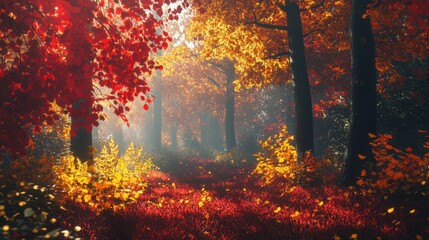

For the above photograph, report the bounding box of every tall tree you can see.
[153,69,163,151]
[0,0,189,159]
[283,0,313,158]
[225,61,237,150]
[341,0,377,185]
[190,0,341,158]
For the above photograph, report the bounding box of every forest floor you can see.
[61,156,428,240]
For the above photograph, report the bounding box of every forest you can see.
[0,0,428,239]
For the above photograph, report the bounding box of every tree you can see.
[0,0,189,160]
[225,60,237,150]
[153,69,163,151]
[341,0,377,186]
[189,0,353,158]
[341,0,429,185]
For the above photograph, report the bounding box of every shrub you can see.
[253,124,334,192]
[53,139,158,213]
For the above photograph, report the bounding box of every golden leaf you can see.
[387,207,394,213]
[84,194,91,203]
[351,233,358,239]
[274,206,281,213]
[290,211,300,218]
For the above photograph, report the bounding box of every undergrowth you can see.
[54,139,157,213]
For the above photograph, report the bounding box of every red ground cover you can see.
[61,157,428,240]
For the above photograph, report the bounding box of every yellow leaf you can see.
[351,233,358,239]
[274,207,281,213]
[409,209,415,214]
[318,201,324,206]
[387,207,394,213]
[290,211,299,218]
[84,194,91,203]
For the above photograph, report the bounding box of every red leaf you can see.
[156,8,163,17]
[143,104,149,111]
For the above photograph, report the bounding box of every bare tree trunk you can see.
[342,0,377,186]
[200,113,209,148]
[170,126,177,151]
[153,70,162,151]
[71,97,93,165]
[225,62,236,151]
[285,1,314,160]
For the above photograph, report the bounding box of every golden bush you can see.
[54,139,157,212]
[253,124,332,191]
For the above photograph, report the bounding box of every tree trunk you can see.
[208,115,223,151]
[225,62,236,151]
[342,0,377,186]
[170,126,177,151]
[71,97,93,165]
[142,107,153,149]
[70,20,94,165]
[200,113,209,148]
[153,69,162,151]
[113,124,124,155]
[285,1,314,160]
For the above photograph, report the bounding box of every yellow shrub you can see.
[54,139,157,213]
[253,124,332,191]
[358,133,429,194]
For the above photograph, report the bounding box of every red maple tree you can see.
[0,0,189,158]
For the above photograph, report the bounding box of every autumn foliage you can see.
[0,0,188,157]
[1,0,429,239]
[357,133,429,195]
[254,124,334,191]
[54,139,156,213]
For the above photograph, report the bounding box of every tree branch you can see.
[245,12,288,31]
[205,60,226,73]
[277,3,287,12]
[207,76,221,88]
[263,51,291,60]
[303,29,323,39]
[299,0,327,13]
[309,0,326,10]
